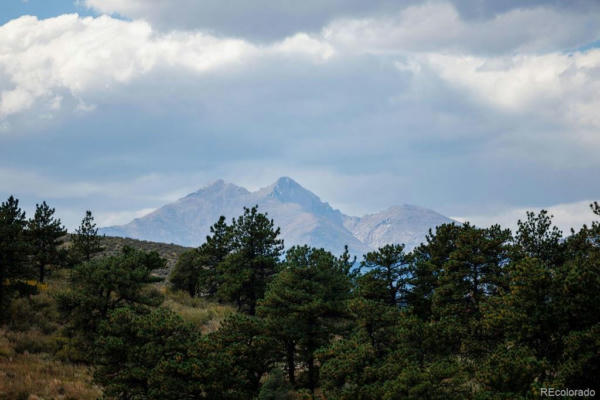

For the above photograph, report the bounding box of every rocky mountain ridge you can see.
[100,177,455,255]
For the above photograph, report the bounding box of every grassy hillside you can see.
[0,267,233,399]
[63,234,192,275]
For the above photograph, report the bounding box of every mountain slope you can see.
[343,205,454,250]
[100,177,456,254]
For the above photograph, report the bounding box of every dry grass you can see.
[162,289,235,333]
[0,351,101,400]
[0,270,102,400]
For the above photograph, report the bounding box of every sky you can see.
[1,0,600,234]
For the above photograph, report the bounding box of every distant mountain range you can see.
[100,177,455,255]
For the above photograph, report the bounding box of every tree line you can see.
[1,197,599,399]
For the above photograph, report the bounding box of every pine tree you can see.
[258,368,294,400]
[169,215,231,297]
[72,210,104,263]
[197,215,232,297]
[207,314,279,397]
[57,246,165,358]
[94,307,205,399]
[406,223,462,320]
[360,244,409,306]
[27,201,67,282]
[218,206,283,315]
[169,249,203,296]
[258,246,351,392]
[0,196,30,321]
[432,224,511,323]
[514,210,563,265]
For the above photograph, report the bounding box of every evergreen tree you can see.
[27,201,67,282]
[71,210,104,263]
[170,215,232,297]
[406,223,462,320]
[258,368,294,400]
[514,210,563,265]
[0,196,30,321]
[94,306,206,399]
[432,224,511,323]
[258,246,351,393]
[57,246,164,358]
[359,244,409,306]
[218,206,283,315]
[207,314,279,397]
[169,248,203,297]
[197,215,232,297]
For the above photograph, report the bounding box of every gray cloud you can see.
[84,0,600,49]
[84,0,404,41]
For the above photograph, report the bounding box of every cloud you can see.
[85,0,600,52]
[0,14,337,119]
[0,167,205,202]
[1,2,600,234]
[323,3,600,55]
[3,5,600,133]
[83,0,402,41]
[423,51,600,118]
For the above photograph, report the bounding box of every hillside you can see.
[64,234,191,274]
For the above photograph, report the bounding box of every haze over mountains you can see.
[100,177,455,254]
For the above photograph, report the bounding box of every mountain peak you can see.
[186,179,248,199]
[260,176,316,202]
[100,176,454,253]
[270,176,304,194]
[274,176,299,186]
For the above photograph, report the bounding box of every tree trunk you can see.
[286,341,295,385]
[307,353,316,397]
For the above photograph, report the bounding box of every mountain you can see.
[100,177,455,255]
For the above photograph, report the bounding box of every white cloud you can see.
[272,33,335,61]
[423,51,600,114]
[0,14,339,119]
[2,3,600,123]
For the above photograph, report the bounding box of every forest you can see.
[1,196,599,399]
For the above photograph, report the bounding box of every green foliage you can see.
[359,244,409,306]
[218,206,284,315]
[258,368,295,400]
[482,258,556,360]
[94,306,205,399]
[170,216,232,297]
[476,343,544,397]
[556,323,600,387]
[407,223,463,320]
[432,224,511,323]
[258,245,351,392]
[169,248,204,296]
[57,246,165,359]
[514,210,563,265]
[0,196,31,321]
[206,313,280,398]
[71,210,104,263]
[3,200,600,399]
[27,201,67,283]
